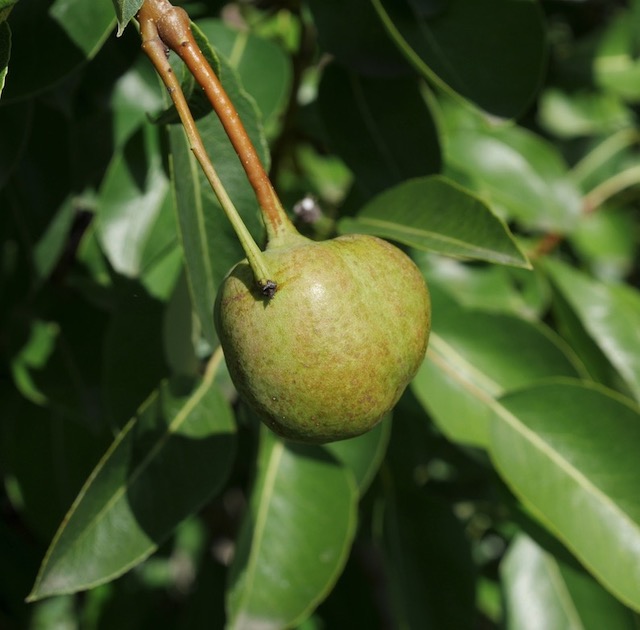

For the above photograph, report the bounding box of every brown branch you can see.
[137,0,294,242]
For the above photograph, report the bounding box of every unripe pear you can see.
[214,231,431,443]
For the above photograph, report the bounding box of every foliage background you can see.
[2,0,640,628]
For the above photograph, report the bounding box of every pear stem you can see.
[138,4,276,296]
[137,0,296,244]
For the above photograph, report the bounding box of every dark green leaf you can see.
[372,0,547,118]
[339,176,529,268]
[2,0,114,101]
[490,380,640,612]
[227,429,358,629]
[318,64,441,198]
[103,280,168,427]
[307,0,410,76]
[28,366,236,600]
[544,258,640,402]
[502,534,638,630]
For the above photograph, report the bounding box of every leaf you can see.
[412,286,583,447]
[28,365,236,600]
[97,123,170,279]
[381,491,476,629]
[324,415,391,495]
[443,109,583,233]
[307,0,410,76]
[168,53,269,345]
[489,380,640,612]
[0,97,31,188]
[538,88,632,140]
[502,534,638,630]
[544,258,640,402]
[318,64,441,198]
[378,409,477,629]
[2,0,113,101]
[416,252,550,319]
[339,176,530,268]
[371,0,547,118]
[49,0,114,58]
[103,280,168,427]
[594,6,640,102]
[0,20,9,98]
[226,429,358,629]
[111,0,143,37]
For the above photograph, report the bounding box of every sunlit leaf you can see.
[29,365,236,600]
[227,429,358,629]
[490,380,640,612]
[412,286,583,447]
[544,258,640,402]
[502,534,637,630]
[340,176,529,268]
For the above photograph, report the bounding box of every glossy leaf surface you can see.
[227,430,358,629]
[29,369,236,600]
[340,176,529,268]
[412,287,582,446]
[544,259,640,402]
[502,534,637,630]
[490,381,640,611]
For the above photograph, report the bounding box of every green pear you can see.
[214,231,431,444]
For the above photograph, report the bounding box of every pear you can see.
[214,231,431,443]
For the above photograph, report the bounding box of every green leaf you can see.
[226,429,358,629]
[594,6,640,102]
[0,19,10,98]
[111,0,143,37]
[443,110,583,233]
[97,124,170,279]
[318,64,441,198]
[538,88,633,139]
[371,0,547,118]
[168,53,269,345]
[307,0,410,76]
[412,286,584,447]
[49,0,114,58]
[339,176,530,268]
[489,380,640,612]
[325,415,391,495]
[28,367,236,600]
[544,258,640,402]
[502,534,638,630]
[417,253,550,319]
